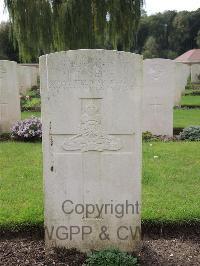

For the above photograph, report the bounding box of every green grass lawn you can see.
[173,109,200,128]
[0,142,43,229]
[21,111,41,120]
[181,95,200,106]
[0,141,200,230]
[143,141,200,222]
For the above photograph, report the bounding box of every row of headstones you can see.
[143,59,190,136]
[40,50,193,252]
[0,56,194,135]
[0,51,198,252]
[0,60,39,132]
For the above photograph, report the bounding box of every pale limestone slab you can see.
[174,62,190,106]
[0,60,20,132]
[142,59,175,136]
[191,64,200,84]
[40,50,142,252]
[18,64,39,94]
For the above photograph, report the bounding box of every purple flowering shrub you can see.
[11,117,42,141]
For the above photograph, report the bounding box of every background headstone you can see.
[0,60,20,132]
[142,59,175,136]
[40,50,142,252]
[191,64,200,84]
[174,62,190,106]
[18,64,39,94]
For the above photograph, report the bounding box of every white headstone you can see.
[17,65,32,94]
[191,64,200,84]
[142,59,175,136]
[40,50,142,252]
[174,62,190,106]
[31,66,39,87]
[0,60,20,132]
[18,64,39,94]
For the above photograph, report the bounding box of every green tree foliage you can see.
[196,30,200,48]
[170,11,190,54]
[142,36,159,59]
[5,0,53,62]
[138,8,200,59]
[4,0,143,62]
[0,22,18,61]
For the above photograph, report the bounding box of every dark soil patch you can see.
[0,133,11,141]
[138,238,200,266]
[0,238,86,266]
[0,236,200,266]
[1,223,200,265]
[142,221,200,240]
[21,107,41,112]
[185,91,200,96]
[173,127,184,135]
[181,104,200,109]
[174,105,200,109]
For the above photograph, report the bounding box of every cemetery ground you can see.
[1,141,200,228]
[181,95,200,106]
[1,140,200,265]
[174,89,200,129]
[174,109,200,128]
[1,89,200,265]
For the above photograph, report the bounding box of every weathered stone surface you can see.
[191,64,200,84]
[174,62,190,106]
[0,60,20,132]
[142,59,175,136]
[18,64,39,94]
[40,50,142,252]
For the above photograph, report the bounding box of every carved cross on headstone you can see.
[62,98,122,152]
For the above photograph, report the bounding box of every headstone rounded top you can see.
[0,60,17,64]
[39,49,142,60]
